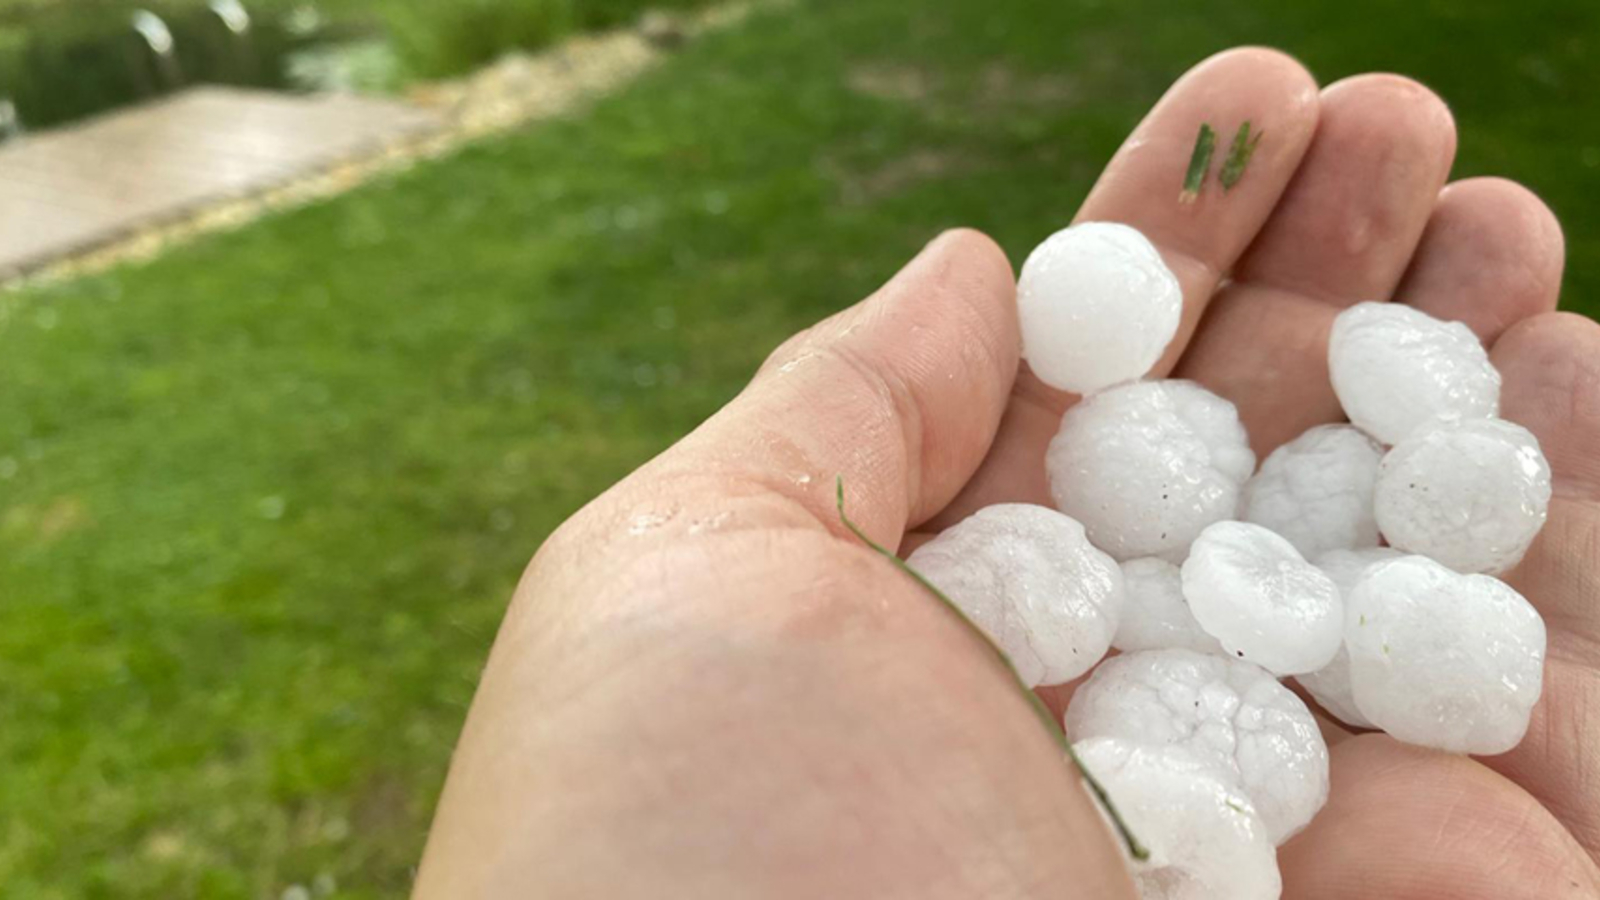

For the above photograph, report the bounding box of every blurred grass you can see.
[384,0,714,78]
[1,0,1597,895]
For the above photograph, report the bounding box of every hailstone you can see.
[1374,417,1552,575]
[1182,521,1343,676]
[1074,737,1281,900]
[1112,557,1223,655]
[1016,222,1183,395]
[1066,649,1329,844]
[1241,424,1383,558]
[1295,547,1404,729]
[1047,380,1255,561]
[1345,555,1546,755]
[905,504,1122,687]
[1328,302,1501,445]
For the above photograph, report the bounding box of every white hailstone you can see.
[1241,424,1383,558]
[1112,557,1223,655]
[1074,737,1281,900]
[1047,380,1256,561]
[1067,649,1329,845]
[1016,222,1183,395]
[1295,548,1404,729]
[1346,555,1546,755]
[905,504,1122,688]
[1374,418,1552,575]
[1182,521,1343,676]
[1328,302,1501,445]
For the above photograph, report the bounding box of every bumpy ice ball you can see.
[1374,417,1552,575]
[1345,555,1546,755]
[906,504,1122,687]
[1074,737,1281,900]
[1067,649,1329,844]
[1016,222,1183,395]
[1112,557,1223,655]
[1182,521,1343,676]
[1048,380,1255,561]
[1328,302,1501,445]
[1295,547,1403,729]
[1241,424,1383,558]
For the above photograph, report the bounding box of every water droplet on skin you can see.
[628,509,677,535]
[777,351,820,375]
[689,511,733,534]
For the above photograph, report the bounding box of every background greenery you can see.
[0,0,716,128]
[1,0,1596,895]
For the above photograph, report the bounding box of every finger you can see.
[1397,178,1565,342]
[1074,47,1321,371]
[600,228,1020,549]
[1175,74,1458,455]
[1482,312,1600,860]
[1279,734,1600,899]
[932,47,1320,523]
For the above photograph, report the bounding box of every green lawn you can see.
[2,0,1596,895]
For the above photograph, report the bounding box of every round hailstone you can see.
[1182,521,1343,676]
[1112,557,1224,655]
[1047,380,1255,561]
[905,504,1122,688]
[1074,737,1280,900]
[1374,418,1552,575]
[1295,548,1404,729]
[1016,222,1183,395]
[1328,302,1501,445]
[1067,649,1329,845]
[1241,424,1383,558]
[1346,555,1546,755]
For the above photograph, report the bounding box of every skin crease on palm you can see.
[414,48,1600,899]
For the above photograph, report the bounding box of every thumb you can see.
[645,228,1020,546]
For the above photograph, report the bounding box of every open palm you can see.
[417,49,1600,898]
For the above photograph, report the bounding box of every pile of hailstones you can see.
[908,223,1550,900]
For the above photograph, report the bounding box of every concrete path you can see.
[0,87,441,279]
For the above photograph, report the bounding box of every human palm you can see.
[417,49,1600,898]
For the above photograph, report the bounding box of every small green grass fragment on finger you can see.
[1180,122,1217,204]
[1219,120,1264,191]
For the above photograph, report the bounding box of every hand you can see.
[415,48,1600,898]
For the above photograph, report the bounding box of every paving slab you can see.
[0,87,442,278]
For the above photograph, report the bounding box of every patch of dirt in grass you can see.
[2,494,88,542]
[847,59,1080,118]
[353,772,416,835]
[822,148,973,206]
[972,62,1080,111]
[846,63,936,104]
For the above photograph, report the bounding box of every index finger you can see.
[926,47,1320,528]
